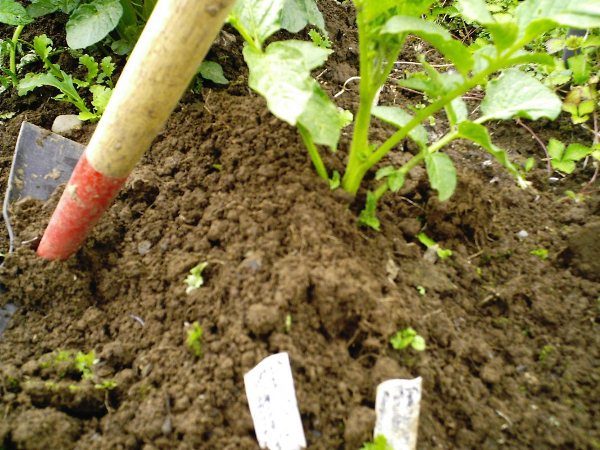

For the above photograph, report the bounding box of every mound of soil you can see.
[1,2,599,449]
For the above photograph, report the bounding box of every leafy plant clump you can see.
[16,35,115,121]
[390,327,426,352]
[186,321,203,358]
[228,0,600,227]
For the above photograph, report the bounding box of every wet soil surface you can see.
[1,2,599,449]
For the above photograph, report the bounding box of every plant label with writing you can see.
[375,378,423,450]
[244,352,306,450]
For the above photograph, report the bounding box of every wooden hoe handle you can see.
[37,0,235,260]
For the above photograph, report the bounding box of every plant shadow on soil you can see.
[0,2,599,449]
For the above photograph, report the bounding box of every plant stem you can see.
[9,25,24,87]
[342,4,375,189]
[298,124,329,181]
[342,66,497,195]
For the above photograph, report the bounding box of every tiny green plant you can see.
[284,313,292,333]
[17,35,115,121]
[186,321,203,358]
[417,232,453,260]
[95,379,118,390]
[390,327,426,352]
[185,261,208,294]
[546,138,597,174]
[361,435,393,450]
[74,350,97,380]
[538,344,556,362]
[228,0,600,227]
[530,248,549,260]
[308,29,331,49]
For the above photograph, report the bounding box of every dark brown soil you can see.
[1,2,599,449]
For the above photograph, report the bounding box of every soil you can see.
[1,2,599,450]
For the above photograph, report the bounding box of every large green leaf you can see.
[66,0,123,49]
[381,16,473,75]
[516,0,600,30]
[456,0,492,24]
[0,0,33,25]
[27,0,80,17]
[244,41,331,125]
[298,86,351,151]
[372,106,428,148]
[229,0,285,48]
[281,0,325,33]
[457,121,527,186]
[481,69,562,121]
[425,153,456,201]
[516,0,600,43]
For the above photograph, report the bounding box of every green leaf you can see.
[381,16,473,75]
[79,54,98,85]
[446,97,468,127]
[243,40,330,125]
[548,139,593,173]
[506,51,556,67]
[564,143,592,162]
[567,54,590,85]
[99,56,115,82]
[425,153,456,201]
[0,0,33,25]
[298,86,351,151]
[281,0,325,33]
[372,106,428,148]
[457,121,527,187]
[32,34,53,61]
[547,138,565,160]
[455,0,492,23]
[411,335,426,351]
[66,0,123,49]
[358,191,380,231]
[361,435,393,450]
[229,0,285,48]
[481,69,562,121]
[89,84,111,114]
[375,166,405,192]
[198,61,229,85]
[516,0,600,32]
[329,170,340,190]
[27,0,79,17]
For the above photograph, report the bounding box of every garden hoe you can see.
[0,0,235,335]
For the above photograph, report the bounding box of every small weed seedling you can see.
[186,321,203,358]
[391,328,426,352]
[546,138,597,174]
[284,314,293,333]
[417,232,453,260]
[229,0,600,226]
[95,379,118,390]
[539,344,556,362]
[75,350,97,380]
[185,262,208,294]
[530,248,549,260]
[361,435,393,450]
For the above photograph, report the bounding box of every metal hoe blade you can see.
[0,122,85,336]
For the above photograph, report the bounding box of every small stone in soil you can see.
[51,115,83,136]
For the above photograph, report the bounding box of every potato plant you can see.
[229,0,600,228]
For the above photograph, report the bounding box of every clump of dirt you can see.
[1,1,599,449]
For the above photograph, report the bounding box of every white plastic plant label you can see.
[244,352,306,450]
[374,378,423,450]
